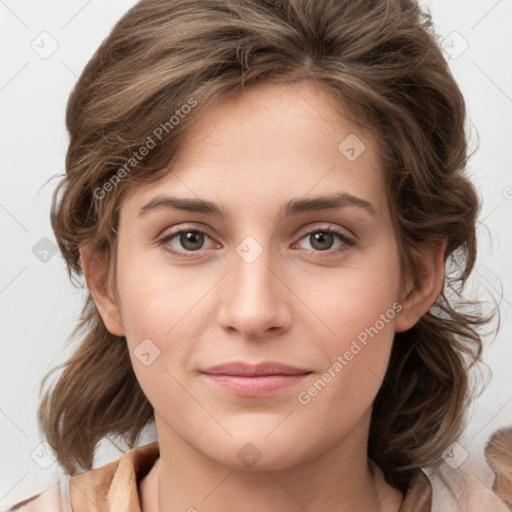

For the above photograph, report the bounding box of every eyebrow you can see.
[139,192,377,218]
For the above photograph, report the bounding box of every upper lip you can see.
[202,361,312,377]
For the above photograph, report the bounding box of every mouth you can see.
[201,361,313,397]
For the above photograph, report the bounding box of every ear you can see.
[79,244,125,337]
[394,238,447,333]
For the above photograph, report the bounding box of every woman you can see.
[7,0,510,510]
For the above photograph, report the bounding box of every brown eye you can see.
[296,227,355,254]
[159,228,217,257]
[179,231,205,251]
[309,231,335,251]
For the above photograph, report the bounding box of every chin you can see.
[201,434,309,472]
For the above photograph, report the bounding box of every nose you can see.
[216,242,293,341]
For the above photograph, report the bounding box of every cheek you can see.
[115,250,209,339]
[117,281,194,413]
[299,256,401,346]
[294,256,401,409]
[114,253,213,400]
[296,311,397,434]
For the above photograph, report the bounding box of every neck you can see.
[141,410,403,512]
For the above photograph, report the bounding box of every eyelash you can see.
[157,225,356,259]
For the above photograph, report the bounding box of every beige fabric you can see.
[5,478,72,512]
[6,441,509,511]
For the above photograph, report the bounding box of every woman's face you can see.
[110,80,408,469]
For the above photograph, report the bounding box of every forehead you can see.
[122,80,389,220]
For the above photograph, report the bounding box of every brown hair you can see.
[485,427,512,507]
[39,0,495,493]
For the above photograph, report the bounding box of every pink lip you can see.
[201,361,312,397]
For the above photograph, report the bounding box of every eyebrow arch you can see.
[139,192,377,218]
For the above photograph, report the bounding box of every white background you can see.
[1,0,511,509]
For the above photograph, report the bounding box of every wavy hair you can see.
[485,428,512,507]
[38,0,494,493]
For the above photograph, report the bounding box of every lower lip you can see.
[202,373,311,397]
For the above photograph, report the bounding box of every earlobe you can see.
[79,244,125,337]
[394,238,447,333]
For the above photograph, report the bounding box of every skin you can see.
[82,80,445,511]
